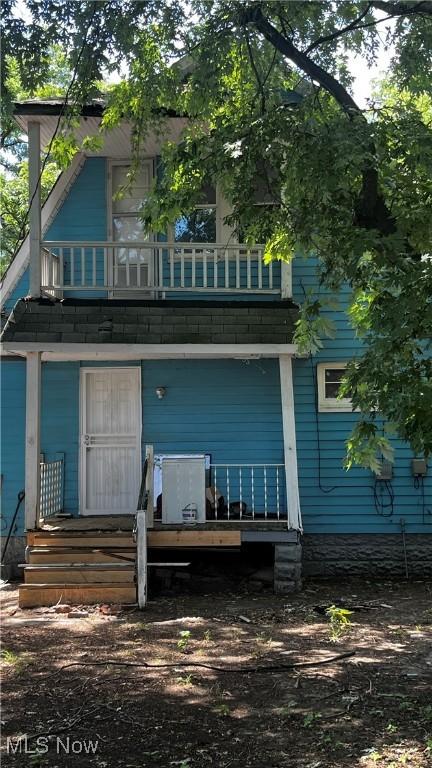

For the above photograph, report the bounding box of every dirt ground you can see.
[1,578,432,768]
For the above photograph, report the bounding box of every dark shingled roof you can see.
[1,298,299,345]
[13,99,105,117]
[13,99,182,120]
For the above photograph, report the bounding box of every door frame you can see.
[79,366,142,516]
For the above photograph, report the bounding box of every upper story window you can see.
[317,363,352,412]
[110,161,155,274]
[110,161,154,244]
[174,184,217,243]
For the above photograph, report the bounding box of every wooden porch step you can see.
[18,583,137,608]
[23,564,135,584]
[28,532,135,548]
[28,548,136,565]
[147,530,241,547]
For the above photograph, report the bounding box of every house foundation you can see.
[302,534,432,578]
[274,539,302,593]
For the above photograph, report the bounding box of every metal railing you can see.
[150,456,287,524]
[40,241,289,295]
[39,457,64,520]
[209,463,286,521]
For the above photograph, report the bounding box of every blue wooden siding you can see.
[143,359,286,513]
[52,358,284,516]
[291,255,432,533]
[4,157,280,306]
[0,359,285,531]
[143,359,283,460]
[0,361,81,534]
[1,353,430,536]
[41,362,80,515]
[3,157,108,313]
[1,163,431,538]
[0,360,26,537]
[46,157,107,298]
[3,270,30,314]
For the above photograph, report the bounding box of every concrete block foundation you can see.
[274,541,302,593]
[301,534,432,578]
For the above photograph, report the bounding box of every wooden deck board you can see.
[37,515,288,533]
[29,549,136,564]
[147,530,241,547]
[40,515,135,532]
[24,566,135,584]
[30,533,135,548]
[19,583,137,608]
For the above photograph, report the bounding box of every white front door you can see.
[80,367,141,515]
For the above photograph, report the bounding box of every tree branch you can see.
[305,3,373,53]
[241,5,361,114]
[240,5,400,245]
[53,650,356,675]
[371,1,432,15]
[244,28,266,113]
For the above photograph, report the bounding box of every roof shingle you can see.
[1,298,299,346]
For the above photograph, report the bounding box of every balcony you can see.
[41,241,291,298]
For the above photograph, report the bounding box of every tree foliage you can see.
[1,1,432,464]
[0,158,59,272]
[0,46,73,268]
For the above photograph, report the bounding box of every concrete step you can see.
[23,564,135,584]
[28,547,136,565]
[19,582,137,608]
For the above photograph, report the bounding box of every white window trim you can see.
[168,185,230,250]
[317,362,353,413]
[107,158,156,295]
[107,158,156,241]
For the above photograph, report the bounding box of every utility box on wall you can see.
[412,458,428,477]
[161,456,206,524]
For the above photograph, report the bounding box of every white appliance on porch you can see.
[158,455,207,524]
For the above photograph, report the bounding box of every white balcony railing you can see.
[41,246,60,297]
[40,241,290,296]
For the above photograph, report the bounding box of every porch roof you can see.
[1,297,299,346]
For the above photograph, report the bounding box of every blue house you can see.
[1,100,431,607]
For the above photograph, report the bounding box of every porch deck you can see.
[21,515,298,608]
[37,515,298,549]
[40,514,293,533]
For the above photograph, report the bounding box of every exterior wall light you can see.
[155,387,166,400]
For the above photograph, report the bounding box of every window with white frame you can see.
[317,363,352,412]
[109,160,155,290]
[174,183,217,243]
[111,161,154,244]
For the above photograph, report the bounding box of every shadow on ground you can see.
[1,578,432,767]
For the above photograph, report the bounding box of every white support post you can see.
[28,121,42,297]
[279,354,302,531]
[145,444,154,528]
[136,510,147,609]
[25,351,42,530]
